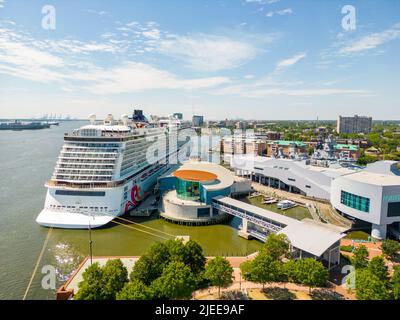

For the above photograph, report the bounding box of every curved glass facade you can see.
[176,178,201,201]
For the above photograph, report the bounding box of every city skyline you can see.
[1,0,400,120]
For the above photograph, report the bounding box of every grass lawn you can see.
[248,289,270,300]
[242,195,312,221]
[345,231,370,241]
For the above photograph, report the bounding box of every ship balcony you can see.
[56,159,116,165]
[56,164,115,170]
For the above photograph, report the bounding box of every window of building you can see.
[388,202,400,217]
[341,190,370,213]
[197,208,210,218]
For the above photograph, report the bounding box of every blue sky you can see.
[0,0,399,120]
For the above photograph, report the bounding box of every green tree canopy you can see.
[130,242,171,285]
[245,252,283,289]
[261,233,290,260]
[283,258,328,292]
[74,262,104,300]
[381,239,400,260]
[352,245,369,269]
[204,256,234,298]
[151,261,196,300]
[392,266,400,300]
[116,280,153,300]
[182,240,207,275]
[356,269,392,300]
[101,259,129,300]
[368,256,389,283]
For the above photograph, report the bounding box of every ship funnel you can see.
[89,114,96,125]
[121,114,129,125]
[104,114,114,125]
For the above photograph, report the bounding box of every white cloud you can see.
[0,25,230,93]
[266,8,293,17]
[339,23,400,55]
[78,62,231,94]
[275,52,307,71]
[245,0,280,4]
[158,34,258,72]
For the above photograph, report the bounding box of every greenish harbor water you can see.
[0,122,260,300]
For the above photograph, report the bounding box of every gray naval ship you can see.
[0,120,51,130]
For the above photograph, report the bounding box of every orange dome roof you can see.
[173,170,217,182]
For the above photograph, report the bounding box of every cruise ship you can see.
[36,110,190,229]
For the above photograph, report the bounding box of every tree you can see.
[116,280,153,300]
[356,269,392,300]
[74,259,128,300]
[130,242,171,285]
[183,240,207,275]
[368,256,389,282]
[74,263,104,300]
[247,252,282,289]
[204,257,234,299]
[102,259,129,300]
[381,239,400,260]
[284,259,328,292]
[392,266,400,300]
[151,261,196,300]
[352,245,369,269]
[261,233,290,260]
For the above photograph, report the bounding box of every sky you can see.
[0,0,399,120]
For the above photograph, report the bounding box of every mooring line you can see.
[114,215,175,238]
[22,227,53,300]
[111,220,170,241]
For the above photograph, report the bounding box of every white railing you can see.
[213,202,283,233]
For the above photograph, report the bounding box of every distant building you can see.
[173,113,183,120]
[221,136,267,156]
[267,140,308,158]
[337,115,372,134]
[334,144,360,160]
[235,121,248,130]
[192,115,204,127]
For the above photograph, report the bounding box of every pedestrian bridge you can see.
[212,196,346,269]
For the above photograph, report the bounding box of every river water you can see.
[0,122,260,300]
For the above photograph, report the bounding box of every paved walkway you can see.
[196,256,356,300]
[340,239,400,274]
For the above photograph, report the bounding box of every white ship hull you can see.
[36,163,170,229]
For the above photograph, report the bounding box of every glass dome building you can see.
[158,161,237,225]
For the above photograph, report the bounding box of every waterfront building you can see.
[337,115,372,134]
[158,161,250,224]
[227,153,400,240]
[192,115,204,127]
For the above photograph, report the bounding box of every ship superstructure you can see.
[36,111,190,229]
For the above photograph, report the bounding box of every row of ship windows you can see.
[68,143,121,147]
[54,176,113,181]
[60,154,118,159]
[57,165,115,170]
[63,148,119,153]
[49,204,109,211]
[58,159,116,164]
